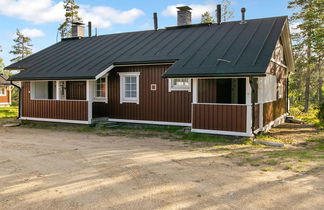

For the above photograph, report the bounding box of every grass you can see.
[0,106,18,119]
[234,135,324,172]
[290,106,324,128]
[20,121,250,145]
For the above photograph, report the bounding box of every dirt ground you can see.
[0,124,323,210]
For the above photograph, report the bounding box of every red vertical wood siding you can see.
[263,98,286,125]
[22,82,88,121]
[97,65,192,123]
[192,104,247,132]
[0,86,10,104]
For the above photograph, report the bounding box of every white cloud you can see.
[79,5,144,29]
[21,28,45,38]
[0,0,64,24]
[0,0,144,29]
[162,3,216,19]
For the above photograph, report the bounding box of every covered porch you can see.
[191,77,259,136]
[20,80,96,124]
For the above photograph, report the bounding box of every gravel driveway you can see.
[0,126,323,209]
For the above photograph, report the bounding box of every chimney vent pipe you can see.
[216,4,221,25]
[176,6,192,26]
[153,13,158,30]
[241,8,247,24]
[88,21,92,37]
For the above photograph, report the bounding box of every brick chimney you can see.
[72,22,85,38]
[176,6,192,26]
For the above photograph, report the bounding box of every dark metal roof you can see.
[6,16,288,81]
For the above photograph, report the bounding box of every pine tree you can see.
[9,29,33,63]
[58,0,82,38]
[201,12,215,23]
[0,46,4,72]
[288,0,323,111]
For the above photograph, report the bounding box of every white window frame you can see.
[168,78,191,92]
[94,75,108,102]
[118,72,140,104]
[0,87,6,96]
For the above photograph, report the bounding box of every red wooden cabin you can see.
[5,6,294,136]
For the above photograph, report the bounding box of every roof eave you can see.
[162,73,267,78]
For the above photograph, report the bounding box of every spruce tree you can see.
[9,29,33,63]
[58,0,82,38]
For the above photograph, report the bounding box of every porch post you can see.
[192,78,198,103]
[86,80,93,124]
[246,78,253,136]
[258,78,264,129]
[56,81,60,100]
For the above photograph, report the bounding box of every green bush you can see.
[318,103,324,123]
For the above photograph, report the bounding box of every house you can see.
[0,74,11,107]
[4,6,294,137]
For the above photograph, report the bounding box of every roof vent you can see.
[153,13,158,30]
[72,22,85,38]
[176,6,192,26]
[216,4,221,25]
[240,8,247,24]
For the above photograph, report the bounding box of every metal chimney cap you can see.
[176,6,192,11]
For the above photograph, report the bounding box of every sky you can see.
[0,0,295,66]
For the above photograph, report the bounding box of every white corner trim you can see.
[192,78,198,103]
[191,129,253,137]
[109,118,191,127]
[20,117,90,125]
[95,65,115,80]
[246,78,252,136]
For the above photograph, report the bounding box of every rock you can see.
[254,140,284,147]
[2,123,20,127]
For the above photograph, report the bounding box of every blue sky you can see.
[0,0,294,66]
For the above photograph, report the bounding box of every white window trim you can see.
[168,78,191,92]
[0,87,6,96]
[118,72,140,104]
[93,75,108,103]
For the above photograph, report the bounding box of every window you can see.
[119,72,140,104]
[169,78,191,91]
[95,77,106,98]
[31,81,49,99]
[0,87,6,96]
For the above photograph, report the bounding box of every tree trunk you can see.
[303,47,311,112]
[318,61,323,106]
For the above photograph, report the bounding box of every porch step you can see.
[92,118,120,128]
